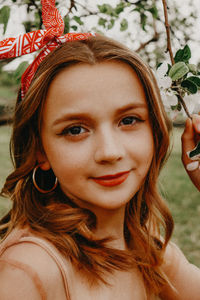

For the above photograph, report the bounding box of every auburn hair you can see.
[0,35,173,294]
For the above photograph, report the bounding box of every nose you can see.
[94,127,125,164]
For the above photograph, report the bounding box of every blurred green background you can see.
[0,123,199,267]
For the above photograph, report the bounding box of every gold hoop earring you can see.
[32,165,58,193]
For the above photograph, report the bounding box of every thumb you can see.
[181,118,195,164]
[181,118,200,191]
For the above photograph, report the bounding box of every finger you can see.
[181,118,195,163]
[181,119,200,190]
[191,114,200,134]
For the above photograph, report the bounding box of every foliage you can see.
[0,0,199,124]
[0,5,10,34]
[0,67,18,87]
[157,45,200,116]
[0,0,198,67]
[0,0,199,270]
[159,127,200,268]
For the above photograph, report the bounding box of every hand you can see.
[181,114,200,191]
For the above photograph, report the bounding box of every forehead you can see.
[56,60,140,84]
[43,61,148,120]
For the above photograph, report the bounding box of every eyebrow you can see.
[52,113,93,127]
[114,103,147,115]
[52,102,147,127]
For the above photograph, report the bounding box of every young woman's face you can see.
[38,61,154,211]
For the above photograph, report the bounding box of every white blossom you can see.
[156,62,172,89]
[155,62,179,118]
[154,63,200,120]
[183,94,200,115]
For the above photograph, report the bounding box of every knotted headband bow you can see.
[0,0,95,99]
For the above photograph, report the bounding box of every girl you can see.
[0,1,200,299]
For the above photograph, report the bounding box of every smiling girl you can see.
[0,1,200,299]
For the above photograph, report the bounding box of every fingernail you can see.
[186,161,199,171]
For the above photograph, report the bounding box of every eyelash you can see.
[59,116,143,137]
[59,125,88,137]
[119,115,142,127]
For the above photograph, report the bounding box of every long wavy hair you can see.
[0,35,173,294]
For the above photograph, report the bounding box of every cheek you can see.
[44,141,92,177]
[128,130,154,168]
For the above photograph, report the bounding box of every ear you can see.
[36,150,51,171]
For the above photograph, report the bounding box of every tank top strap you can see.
[0,257,47,300]
[17,236,71,300]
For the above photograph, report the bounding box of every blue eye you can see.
[120,116,137,126]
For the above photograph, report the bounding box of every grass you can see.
[0,125,199,267]
[160,128,200,267]
[0,125,12,216]
[0,85,17,102]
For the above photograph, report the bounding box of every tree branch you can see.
[177,94,191,118]
[136,18,159,52]
[161,0,175,65]
[161,0,191,119]
[74,0,97,16]
[136,33,159,52]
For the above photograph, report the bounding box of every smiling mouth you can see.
[92,171,130,187]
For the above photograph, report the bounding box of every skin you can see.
[37,61,154,245]
[1,61,200,300]
[182,115,200,191]
[36,60,200,299]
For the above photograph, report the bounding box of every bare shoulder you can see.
[0,257,43,300]
[0,241,67,299]
[160,242,200,300]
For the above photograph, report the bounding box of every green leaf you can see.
[98,17,107,28]
[177,102,182,111]
[71,25,78,31]
[107,19,115,30]
[14,61,29,83]
[34,12,40,29]
[140,13,147,31]
[148,6,158,19]
[187,76,200,88]
[174,45,191,63]
[64,16,70,33]
[0,6,10,34]
[187,64,197,75]
[182,45,192,62]
[120,19,128,31]
[22,21,32,33]
[174,49,184,63]
[188,141,200,158]
[181,79,198,94]
[98,4,114,16]
[157,63,162,69]
[168,62,189,81]
[73,16,84,26]
[115,2,125,14]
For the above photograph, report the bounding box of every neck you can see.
[92,206,127,250]
[66,192,127,250]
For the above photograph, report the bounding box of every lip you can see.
[92,171,130,187]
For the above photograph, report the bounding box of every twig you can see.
[177,94,191,119]
[136,33,159,52]
[136,18,159,52]
[69,0,76,13]
[161,0,174,65]
[161,0,191,119]
[74,0,97,15]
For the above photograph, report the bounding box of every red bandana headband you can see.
[0,0,95,99]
